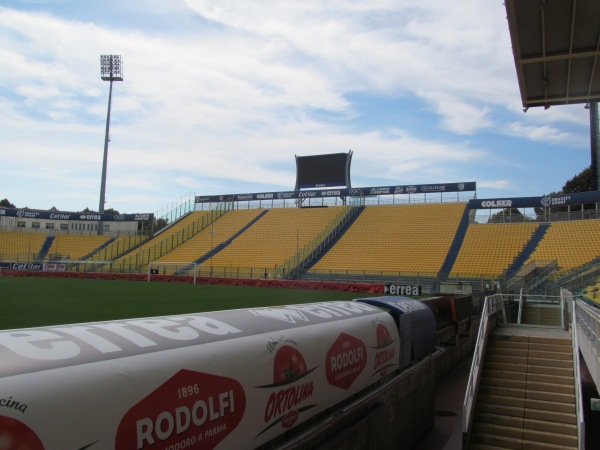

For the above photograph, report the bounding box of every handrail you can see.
[564,289,585,450]
[517,289,525,324]
[462,294,504,445]
[545,257,600,293]
[573,294,600,427]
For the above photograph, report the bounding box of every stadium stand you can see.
[208,206,349,278]
[525,219,600,273]
[449,223,540,277]
[581,280,600,304]
[46,234,112,260]
[310,203,466,276]
[86,234,149,262]
[4,200,600,294]
[0,231,46,262]
[156,209,265,264]
[108,210,218,272]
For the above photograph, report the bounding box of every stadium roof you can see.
[505,0,600,109]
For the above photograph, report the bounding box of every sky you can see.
[0,0,593,215]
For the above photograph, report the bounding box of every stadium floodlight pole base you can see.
[147,262,198,284]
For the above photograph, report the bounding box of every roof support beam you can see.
[521,49,600,65]
[565,0,577,100]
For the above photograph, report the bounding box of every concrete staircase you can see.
[521,305,562,327]
[469,334,577,449]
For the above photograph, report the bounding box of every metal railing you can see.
[564,289,586,450]
[462,294,505,445]
[574,293,600,396]
[280,205,357,278]
[464,291,586,449]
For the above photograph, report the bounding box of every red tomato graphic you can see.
[273,345,307,383]
[376,323,392,347]
[0,415,44,450]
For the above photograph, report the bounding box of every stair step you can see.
[469,444,512,450]
[528,350,572,361]
[487,339,529,351]
[478,385,525,399]
[481,376,526,390]
[522,427,578,447]
[477,394,525,409]
[523,310,560,317]
[528,373,574,386]
[485,361,528,373]
[491,334,529,343]
[473,422,523,440]
[474,411,523,428]
[486,353,528,365]
[476,402,523,418]
[524,414,577,433]
[470,431,523,449]
[521,440,577,450]
[527,357,573,369]
[525,396,576,414]
[522,314,561,321]
[525,389,574,404]
[527,364,573,378]
[524,406,577,424]
[528,336,571,346]
[528,342,571,354]
[483,368,527,381]
[527,380,574,395]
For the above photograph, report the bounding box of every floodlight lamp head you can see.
[100,55,123,81]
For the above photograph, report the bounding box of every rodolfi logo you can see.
[326,333,367,390]
[116,369,246,450]
[373,324,396,377]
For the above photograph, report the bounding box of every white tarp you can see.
[0,301,400,450]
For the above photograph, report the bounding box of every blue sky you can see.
[0,0,592,214]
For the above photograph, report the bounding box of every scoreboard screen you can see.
[295,152,352,189]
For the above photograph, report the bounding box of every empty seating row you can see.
[525,220,600,272]
[209,207,347,272]
[311,203,466,275]
[46,234,111,260]
[450,223,539,277]
[3,207,600,281]
[0,231,46,261]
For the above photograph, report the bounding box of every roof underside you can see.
[505,0,600,108]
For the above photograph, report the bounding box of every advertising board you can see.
[0,301,399,449]
[384,284,422,296]
[0,208,153,222]
[469,190,600,209]
[0,262,67,272]
[194,181,477,203]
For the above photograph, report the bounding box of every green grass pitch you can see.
[0,276,368,330]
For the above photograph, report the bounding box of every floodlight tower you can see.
[98,55,123,234]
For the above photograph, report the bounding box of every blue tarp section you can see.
[355,296,436,361]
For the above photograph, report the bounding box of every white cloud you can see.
[0,2,591,213]
[477,179,510,190]
[506,122,572,144]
